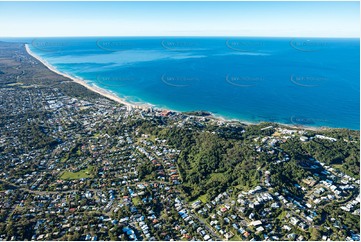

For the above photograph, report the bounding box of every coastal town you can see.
[0,41,360,241]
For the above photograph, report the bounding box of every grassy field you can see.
[60,166,93,180]
[209,173,226,182]
[277,210,287,220]
[197,194,208,203]
[189,173,228,204]
[132,196,141,205]
[190,193,208,204]
[332,164,343,169]
[93,132,101,138]
[230,233,242,241]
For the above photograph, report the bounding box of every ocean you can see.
[21,37,360,130]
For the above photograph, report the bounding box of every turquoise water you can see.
[25,37,359,130]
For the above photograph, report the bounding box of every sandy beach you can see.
[25,44,146,109]
[25,43,326,132]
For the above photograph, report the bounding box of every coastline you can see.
[25,44,145,109]
[25,43,330,132]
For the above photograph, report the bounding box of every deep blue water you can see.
[18,37,360,129]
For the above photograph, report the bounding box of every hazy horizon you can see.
[0,1,359,38]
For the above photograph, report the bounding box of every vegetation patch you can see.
[191,194,208,204]
[60,166,93,180]
[132,196,141,206]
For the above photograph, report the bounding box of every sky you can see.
[0,1,359,37]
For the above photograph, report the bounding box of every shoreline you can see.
[25,44,147,109]
[25,43,332,132]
